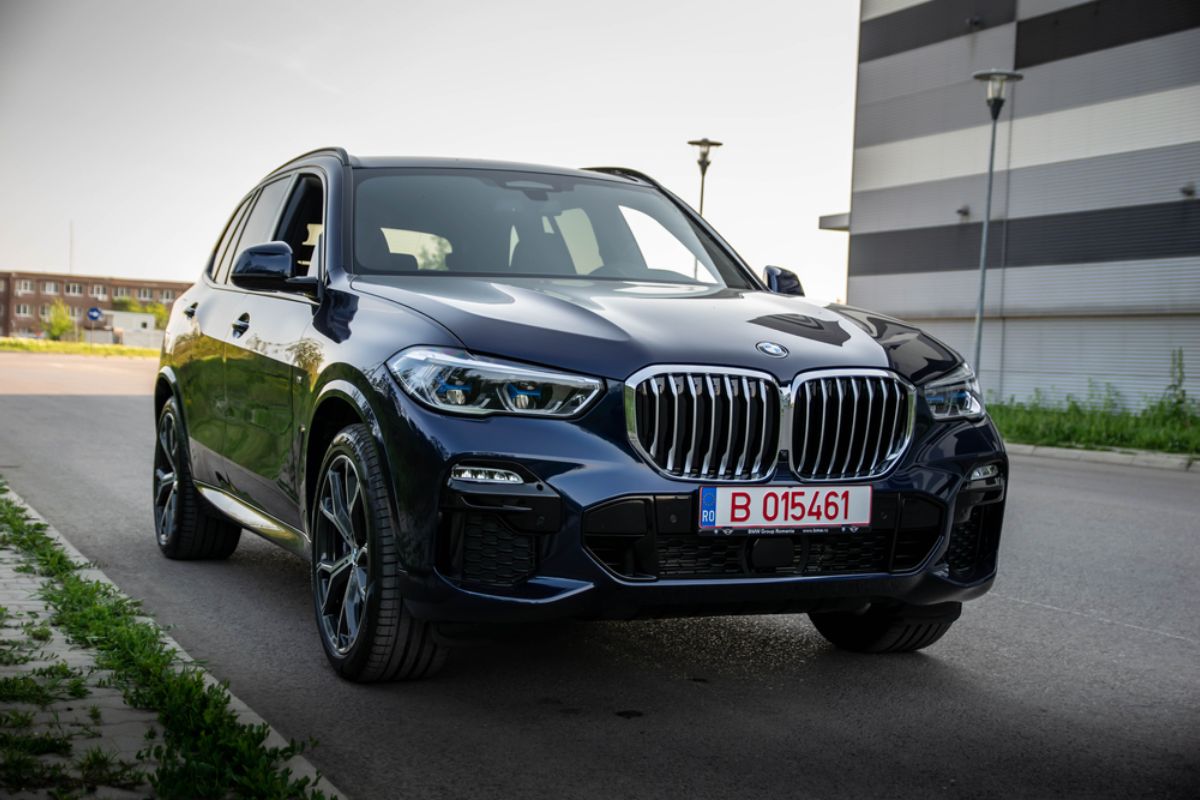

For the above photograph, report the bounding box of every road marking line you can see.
[989,593,1199,646]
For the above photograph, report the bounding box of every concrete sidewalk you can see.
[0,486,341,798]
[1006,442,1198,472]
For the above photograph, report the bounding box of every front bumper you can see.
[375,381,1008,623]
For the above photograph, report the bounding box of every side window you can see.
[209,195,254,281]
[229,177,291,275]
[275,174,325,277]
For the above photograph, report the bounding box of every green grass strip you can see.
[0,337,158,358]
[990,393,1199,455]
[0,482,332,799]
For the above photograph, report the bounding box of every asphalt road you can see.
[1,352,1197,799]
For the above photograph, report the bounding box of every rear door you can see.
[174,193,253,486]
[220,172,325,529]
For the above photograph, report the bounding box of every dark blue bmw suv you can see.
[154,148,1007,681]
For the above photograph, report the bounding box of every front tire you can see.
[153,397,241,560]
[809,602,961,653]
[310,424,446,682]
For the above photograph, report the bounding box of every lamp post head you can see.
[973,69,1023,118]
[687,137,723,174]
[687,138,723,158]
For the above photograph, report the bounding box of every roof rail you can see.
[582,166,661,187]
[266,146,351,176]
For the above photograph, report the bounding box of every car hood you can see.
[352,276,959,384]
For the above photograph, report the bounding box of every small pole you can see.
[972,112,1000,374]
[687,138,723,216]
[68,220,74,274]
[969,70,1023,377]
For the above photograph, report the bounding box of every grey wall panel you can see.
[861,0,1015,62]
[852,141,1200,233]
[903,315,1200,407]
[1017,0,1089,17]
[855,78,1012,148]
[863,0,933,21]
[857,25,1014,105]
[849,200,1200,275]
[847,258,1200,318]
[856,27,1200,147]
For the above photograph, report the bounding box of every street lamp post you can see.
[687,138,722,215]
[969,69,1022,378]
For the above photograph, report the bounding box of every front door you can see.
[219,172,326,529]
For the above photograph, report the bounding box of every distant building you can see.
[0,271,191,338]
[839,0,1200,406]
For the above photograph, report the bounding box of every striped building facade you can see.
[846,0,1200,406]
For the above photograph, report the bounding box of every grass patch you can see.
[75,745,145,791]
[0,482,331,799]
[0,664,88,705]
[989,352,1198,455]
[0,337,158,358]
[0,730,74,757]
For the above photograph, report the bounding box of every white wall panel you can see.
[904,315,1200,407]
[848,258,1200,318]
[853,84,1200,192]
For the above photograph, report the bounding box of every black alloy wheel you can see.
[310,424,446,681]
[152,397,241,560]
[314,453,371,655]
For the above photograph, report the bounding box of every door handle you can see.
[231,313,250,338]
[183,302,198,319]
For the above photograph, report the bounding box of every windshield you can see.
[352,168,751,287]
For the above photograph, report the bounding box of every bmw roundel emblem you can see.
[756,341,788,358]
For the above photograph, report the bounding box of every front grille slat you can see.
[649,378,662,459]
[840,378,859,478]
[814,381,829,476]
[684,376,699,476]
[666,375,680,473]
[885,380,902,459]
[871,380,889,471]
[752,379,770,476]
[797,382,812,476]
[735,376,751,477]
[826,378,843,477]
[790,371,913,482]
[719,375,735,478]
[856,379,875,477]
[701,375,718,476]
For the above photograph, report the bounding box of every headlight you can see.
[388,347,604,417]
[923,364,985,420]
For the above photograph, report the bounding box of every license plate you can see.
[698,485,872,534]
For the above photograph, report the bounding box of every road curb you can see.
[1,485,344,799]
[1006,442,1196,472]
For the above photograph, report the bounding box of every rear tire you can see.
[809,602,961,653]
[310,424,446,682]
[153,397,241,560]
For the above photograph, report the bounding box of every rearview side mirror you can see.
[764,266,804,296]
[230,241,320,299]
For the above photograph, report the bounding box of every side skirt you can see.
[194,483,310,560]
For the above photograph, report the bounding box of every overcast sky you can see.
[0,0,858,302]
